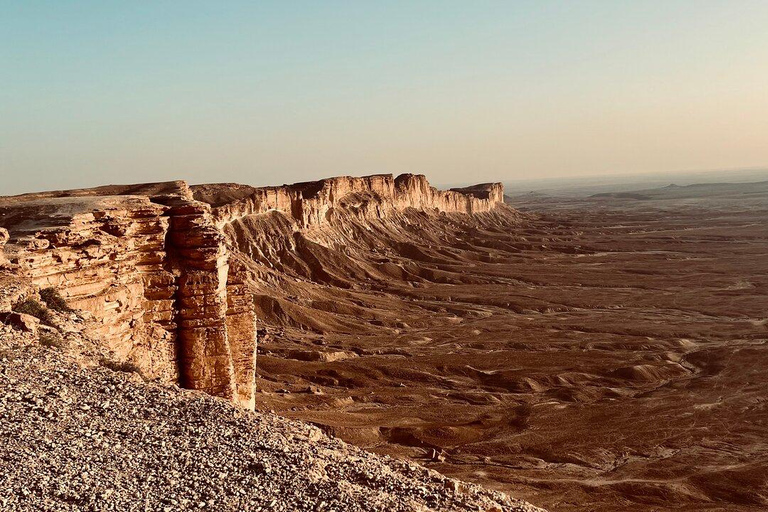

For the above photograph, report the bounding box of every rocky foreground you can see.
[0,324,543,512]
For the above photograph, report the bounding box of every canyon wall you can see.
[196,173,504,228]
[3,195,179,380]
[0,174,503,407]
[0,188,257,408]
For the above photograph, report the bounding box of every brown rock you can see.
[0,312,40,334]
[0,174,501,410]
[0,228,9,267]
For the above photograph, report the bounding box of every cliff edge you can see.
[0,174,506,408]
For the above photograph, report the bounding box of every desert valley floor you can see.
[2,178,767,511]
[254,183,768,511]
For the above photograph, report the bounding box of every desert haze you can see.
[1,173,766,511]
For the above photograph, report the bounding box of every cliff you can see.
[0,174,504,408]
[193,173,503,228]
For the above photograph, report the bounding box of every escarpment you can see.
[0,186,258,408]
[0,174,505,408]
[196,173,504,228]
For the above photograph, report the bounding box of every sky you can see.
[2,1,768,195]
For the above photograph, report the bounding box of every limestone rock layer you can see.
[0,174,503,407]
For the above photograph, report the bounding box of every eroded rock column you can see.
[162,197,237,401]
[225,257,258,409]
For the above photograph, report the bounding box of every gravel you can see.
[0,327,544,512]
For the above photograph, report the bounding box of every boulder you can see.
[0,227,8,266]
[0,311,40,334]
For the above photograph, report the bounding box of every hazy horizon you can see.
[3,1,768,195]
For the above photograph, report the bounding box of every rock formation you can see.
[194,173,503,229]
[0,174,504,408]
[0,227,9,267]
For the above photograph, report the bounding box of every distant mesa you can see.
[591,192,651,200]
[590,180,768,201]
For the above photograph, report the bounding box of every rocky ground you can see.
[244,183,768,511]
[0,325,543,512]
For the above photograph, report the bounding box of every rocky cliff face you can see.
[196,173,503,228]
[2,195,179,378]
[0,174,503,408]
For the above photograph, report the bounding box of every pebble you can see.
[0,328,544,512]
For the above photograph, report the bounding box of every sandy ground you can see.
[251,185,768,511]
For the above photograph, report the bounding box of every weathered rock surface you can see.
[193,173,503,229]
[0,174,504,409]
[0,312,39,334]
[0,227,9,266]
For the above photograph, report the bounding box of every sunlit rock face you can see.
[1,195,180,381]
[0,174,502,408]
[200,173,503,229]
[0,227,9,266]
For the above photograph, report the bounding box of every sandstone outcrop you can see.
[195,173,503,228]
[0,312,39,334]
[0,227,9,267]
[0,174,503,408]
[0,186,257,407]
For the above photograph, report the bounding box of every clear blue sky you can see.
[2,1,768,194]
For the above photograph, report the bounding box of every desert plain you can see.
[253,181,768,511]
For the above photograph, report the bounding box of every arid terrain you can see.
[0,175,541,511]
[0,326,541,512]
[250,180,768,511]
[1,175,766,511]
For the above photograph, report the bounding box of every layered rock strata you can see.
[197,173,503,228]
[1,196,180,380]
[0,174,502,407]
[0,189,257,407]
